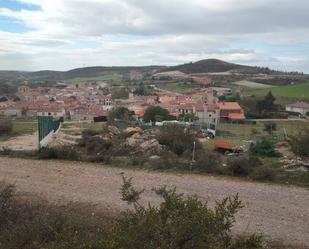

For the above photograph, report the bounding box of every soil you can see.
[0,157,308,246]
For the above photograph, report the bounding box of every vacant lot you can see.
[248,82,309,101]
[0,120,37,142]
[233,80,275,89]
[0,157,308,246]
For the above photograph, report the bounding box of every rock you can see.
[125,127,143,136]
[125,133,162,156]
[108,125,120,135]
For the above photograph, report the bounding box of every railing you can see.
[38,116,62,148]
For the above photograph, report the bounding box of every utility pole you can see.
[192,141,196,162]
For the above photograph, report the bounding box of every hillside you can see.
[165,59,274,74]
[0,59,299,82]
[0,65,166,82]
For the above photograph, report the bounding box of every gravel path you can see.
[0,157,308,246]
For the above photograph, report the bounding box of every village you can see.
[0,76,247,128]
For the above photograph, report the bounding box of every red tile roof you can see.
[218,102,242,111]
[228,112,245,120]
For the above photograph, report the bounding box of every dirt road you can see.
[0,157,308,245]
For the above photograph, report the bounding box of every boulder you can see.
[125,127,143,136]
[125,133,162,156]
[108,125,120,135]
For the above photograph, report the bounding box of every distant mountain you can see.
[0,66,166,81]
[165,59,274,74]
[0,59,290,82]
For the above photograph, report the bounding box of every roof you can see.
[218,102,243,111]
[213,139,232,150]
[228,112,245,120]
[287,101,309,109]
[206,103,219,111]
[192,77,212,85]
[194,104,205,112]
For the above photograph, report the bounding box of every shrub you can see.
[0,118,13,135]
[226,156,261,177]
[250,138,278,157]
[250,166,277,182]
[114,175,263,249]
[38,146,80,160]
[289,127,309,157]
[0,179,264,249]
[147,152,187,170]
[194,152,222,174]
[157,126,201,156]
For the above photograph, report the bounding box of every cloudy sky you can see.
[0,0,308,72]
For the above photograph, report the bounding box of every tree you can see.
[179,113,199,122]
[256,91,277,113]
[133,83,151,96]
[250,137,278,157]
[0,96,8,102]
[114,175,263,249]
[143,106,171,123]
[108,107,134,121]
[112,88,129,99]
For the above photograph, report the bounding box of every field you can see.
[233,80,275,89]
[212,120,309,148]
[65,73,123,84]
[156,81,199,93]
[247,82,309,101]
[0,121,37,142]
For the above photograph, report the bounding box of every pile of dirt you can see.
[125,132,162,156]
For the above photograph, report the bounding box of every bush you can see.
[147,152,187,170]
[157,126,201,156]
[226,156,261,177]
[194,152,222,174]
[0,179,264,249]
[289,127,309,157]
[250,138,278,157]
[38,146,80,160]
[0,118,13,135]
[114,175,263,249]
[250,166,277,182]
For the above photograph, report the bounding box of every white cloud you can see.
[0,0,308,71]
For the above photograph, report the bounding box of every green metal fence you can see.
[38,116,61,147]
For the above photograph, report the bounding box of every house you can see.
[17,85,43,101]
[195,103,220,126]
[218,102,245,122]
[36,104,66,118]
[177,103,220,126]
[286,102,309,116]
[191,77,213,87]
[72,106,107,121]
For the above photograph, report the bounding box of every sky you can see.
[0,0,308,72]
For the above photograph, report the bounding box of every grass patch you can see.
[247,82,309,101]
[0,121,37,141]
[65,73,123,84]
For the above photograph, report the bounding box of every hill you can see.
[165,59,274,74]
[0,59,301,82]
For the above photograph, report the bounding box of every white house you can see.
[286,102,309,116]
